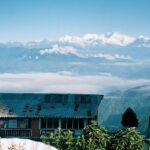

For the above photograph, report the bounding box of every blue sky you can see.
[0,0,150,42]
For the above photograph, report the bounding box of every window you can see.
[75,95,80,104]
[67,118,72,129]
[47,118,53,128]
[61,119,67,129]
[63,95,68,105]
[18,119,29,128]
[41,119,47,128]
[74,103,79,111]
[54,119,59,128]
[0,119,8,128]
[73,119,78,129]
[41,118,59,129]
[55,95,62,103]
[78,119,84,129]
[44,94,51,103]
[8,119,17,128]
[86,96,91,104]
[80,95,91,104]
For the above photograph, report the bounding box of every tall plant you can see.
[107,128,144,150]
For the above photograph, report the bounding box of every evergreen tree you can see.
[121,107,138,127]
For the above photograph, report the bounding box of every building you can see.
[0,93,103,139]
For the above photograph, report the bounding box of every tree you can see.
[83,120,110,150]
[121,107,138,127]
[108,128,144,150]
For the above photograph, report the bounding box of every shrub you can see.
[83,121,110,150]
[41,128,67,150]
[107,128,144,150]
[41,121,110,150]
[41,121,144,150]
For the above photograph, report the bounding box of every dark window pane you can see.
[80,95,86,104]
[74,96,80,111]
[67,119,72,129]
[63,95,68,105]
[50,94,62,103]
[78,119,84,129]
[18,119,29,128]
[86,96,91,104]
[80,95,91,104]
[41,119,46,128]
[55,95,62,103]
[54,119,59,128]
[47,118,53,128]
[28,119,31,128]
[0,119,8,128]
[44,94,51,103]
[61,119,66,129]
[8,119,17,128]
[73,119,78,129]
[75,96,80,104]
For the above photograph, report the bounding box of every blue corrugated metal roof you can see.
[0,93,103,118]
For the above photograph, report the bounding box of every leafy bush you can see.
[107,128,144,150]
[41,128,67,150]
[41,121,109,150]
[83,121,110,150]
[41,121,144,150]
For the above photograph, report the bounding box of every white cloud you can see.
[59,32,135,47]
[137,35,150,48]
[92,53,132,60]
[138,35,150,41]
[0,73,149,94]
[40,44,132,60]
[59,35,84,47]
[97,32,135,46]
[40,44,77,55]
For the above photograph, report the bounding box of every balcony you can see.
[0,128,32,137]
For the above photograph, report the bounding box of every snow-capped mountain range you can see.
[1,32,150,48]
[0,32,150,79]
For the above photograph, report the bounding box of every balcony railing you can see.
[0,128,32,137]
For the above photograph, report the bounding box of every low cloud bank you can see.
[0,72,149,94]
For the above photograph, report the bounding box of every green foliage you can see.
[41,128,67,150]
[121,107,139,127]
[41,121,144,150]
[83,121,110,150]
[41,121,109,150]
[107,128,144,150]
[66,121,109,150]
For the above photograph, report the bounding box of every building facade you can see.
[0,93,103,139]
